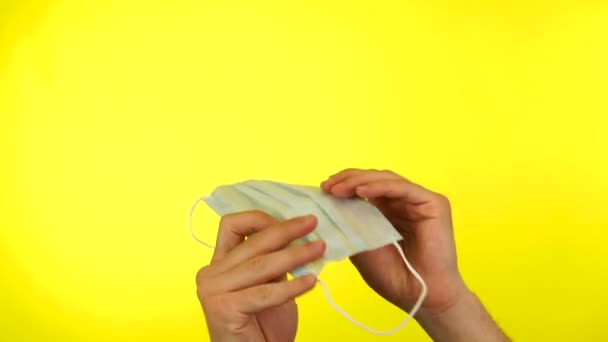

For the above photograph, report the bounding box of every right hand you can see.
[321,168,467,314]
[322,168,510,341]
[195,211,326,342]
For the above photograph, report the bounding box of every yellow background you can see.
[1,0,607,340]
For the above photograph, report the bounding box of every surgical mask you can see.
[189,180,428,335]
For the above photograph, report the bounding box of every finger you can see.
[325,170,403,197]
[234,274,317,314]
[210,215,319,274]
[213,210,277,261]
[354,179,438,205]
[270,274,288,283]
[216,240,325,292]
[321,168,369,191]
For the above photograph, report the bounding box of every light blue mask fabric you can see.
[201,180,404,277]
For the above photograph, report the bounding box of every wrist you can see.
[415,279,477,321]
[415,285,476,323]
[415,288,478,342]
[408,274,470,317]
[414,286,510,342]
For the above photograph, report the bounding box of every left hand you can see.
[196,211,325,341]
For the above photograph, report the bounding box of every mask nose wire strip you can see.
[316,241,428,335]
[189,196,215,248]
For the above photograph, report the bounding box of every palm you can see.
[351,196,459,312]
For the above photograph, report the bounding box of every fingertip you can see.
[320,178,336,192]
[321,170,349,191]
[300,274,317,287]
[295,214,317,225]
[311,239,326,253]
[329,183,356,197]
[306,214,318,227]
[299,214,318,233]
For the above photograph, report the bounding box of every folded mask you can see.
[189,180,428,335]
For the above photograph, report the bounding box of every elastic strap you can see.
[317,241,427,335]
[189,196,215,248]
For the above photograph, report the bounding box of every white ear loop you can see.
[316,241,427,335]
[189,196,428,335]
[189,196,215,248]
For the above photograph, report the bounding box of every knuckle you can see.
[219,210,273,228]
[416,193,451,218]
[380,169,402,178]
[202,293,232,314]
[247,209,272,219]
[434,193,452,210]
[436,193,451,205]
[286,244,306,262]
[195,267,216,298]
[276,224,295,241]
[337,168,361,177]
[248,255,269,274]
[218,213,235,228]
[195,266,210,284]
[342,177,357,186]
[292,242,320,264]
[256,284,275,303]
[246,210,278,226]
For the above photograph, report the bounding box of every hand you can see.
[322,169,510,342]
[321,168,466,315]
[195,211,326,342]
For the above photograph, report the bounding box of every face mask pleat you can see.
[244,181,350,265]
[230,182,289,220]
[274,182,390,254]
[205,185,258,215]
[318,192,403,250]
